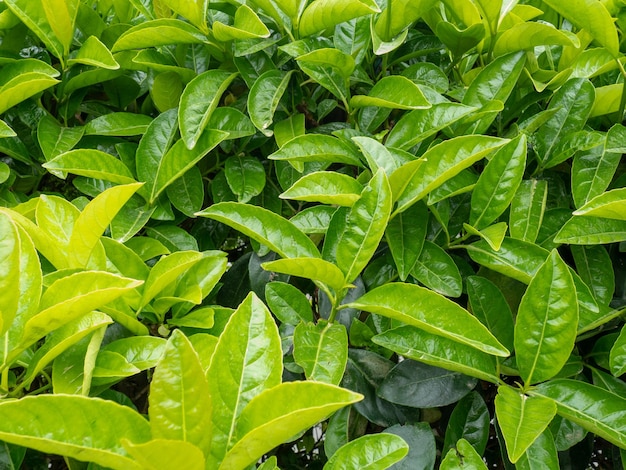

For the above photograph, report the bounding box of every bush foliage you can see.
[1,0,626,468]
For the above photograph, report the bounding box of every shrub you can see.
[0,0,625,469]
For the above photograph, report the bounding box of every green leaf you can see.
[514,250,578,385]
[43,149,136,185]
[22,312,113,388]
[443,392,490,456]
[352,136,413,176]
[196,202,321,259]
[467,276,514,352]
[515,430,559,470]
[410,240,462,298]
[293,319,347,385]
[394,136,507,214]
[470,135,527,229]
[262,257,347,293]
[466,237,548,284]
[509,179,548,244]
[68,36,119,69]
[441,438,488,469]
[248,70,294,136]
[333,170,392,283]
[290,205,335,234]
[348,283,508,357]
[213,4,270,41]
[151,72,184,112]
[206,293,282,468]
[378,360,477,408]
[385,202,428,281]
[385,103,476,150]
[554,215,626,244]
[221,381,362,470]
[374,0,438,41]
[535,78,595,167]
[68,183,143,268]
[573,187,626,220]
[280,171,363,206]
[572,145,620,208]
[541,0,619,56]
[571,245,614,306]
[269,134,363,166]
[0,395,150,470]
[463,222,507,251]
[373,326,499,383]
[350,76,430,110]
[112,19,207,52]
[610,326,626,377]
[206,107,256,140]
[493,23,578,56]
[20,272,140,350]
[37,115,84,162]
[0,119,16,138]
[179,70,238,149]
[495,386,557,463]
[166,165,204,217]
[122,439,205,470]
[532,379,626,448]
[85,113,152,136]
[100,336,167,371]
[265,281,313,325]
[0,71,59,115]
[324,433,408,470]
[159,0,208,32]
[299,0,380,37]
[149,129,228,203]
[296,54,350,104]
[149,330,211,455]
[224,156,266,204]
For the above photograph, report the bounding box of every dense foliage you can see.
[1,0,626,468]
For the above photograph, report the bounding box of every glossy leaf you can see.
[224,156,266,204]
[149,330,211,454]
[166,165,204,217]
[265,281,313,325]
[0,395,150,470]
[515,430,559,470]
[353,136,413,176]
[385,103,476,150]
[493,23,578,56]
[378,360,477,408]
[467,276,515,352]
[463,51,526,108]
[535,78,595,167]
[149,129,228,203]
[610,327,626,377]
[37,115,84,162]
[262,257,347,293]
[122,439,205,470]
[335,170,392,282]
[385,202,428,281]
[84,113,152,136]
[349,283,508,356]
[514,250,578,385]
[532,379,626,448]
[159,0,207,32]
[541,0,619,56]
[0,68,59,115]
[410,240,462,298]
[571,245,614,306]
[112,19,206,52]
[394,136,507,214]
[440,438,488,470]
[443,391,490,456]
[554,215,626,244]
[573,187,626,220]
[293,319,348,385]
[248,70,294,136]
[280,171,363,206]
[351,76,430,110]
[213,4,270,41]
[42,150,136,185]
[372,326,499,383]
[572,145,620,208]
[220,381,362,470]
[509,179,548,244]
[179,70,239,149]
[470,135,527,229]
[197,202,320,259]
[374,0,438,41]
[68,183,143,268]
[299,0,380,37]
[269,134,363,167]
[206,293,282,468]
[324,433,408,470]
[495,385,557,463]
